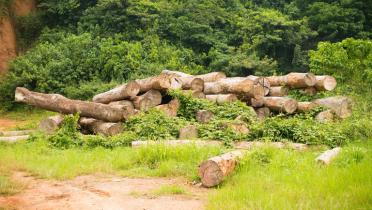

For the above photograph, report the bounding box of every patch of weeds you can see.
[151,185,188,196]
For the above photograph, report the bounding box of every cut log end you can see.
[199,161,224,187]
[315,75,337,91]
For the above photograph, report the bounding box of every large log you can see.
[92,81,140,104]
[313,96,352,118]
[247,75,271,95]
[15,87,134,122]
[255,107,270,121]
[250,97,264,108]
[132,90,162,111]
[315,75,337,91]
[263,97,298,114]
[266,73,316,88]
[79,117,123,136]
[198,150,245,187]
[136,74,182,93]
[162,70,225,84]
[39,115,64,133]
[268,86,289,97]
[204,77,265,99]
[181,90,206,99]
[297,102,318,112]
[316,147,341,165]
[155,99,180,117]
[315,110,334,123]
[205,94,237,105]
[108,100,134,109]
[0,130,35,136]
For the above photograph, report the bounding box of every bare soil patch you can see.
[0,172,209,210]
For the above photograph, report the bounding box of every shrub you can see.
[48,114,82,149]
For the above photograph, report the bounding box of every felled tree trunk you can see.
[92,81,140,104]
[250,97,264,108]
[206,94,237,105]
[313,96,352,118]
[247,75,271,95]
[136,74,182,93]
[315,75,337,91]
[181,90,206,99]
[315,110,334,123]
[15,87,134,122]
[297,102,318,112]
[39,115,64,133]
[199,150,245,187]
[255,107,270,121]
[179,125,198,139]
[0,130,35,136]
[263,97,298,114]
[316,147,341,165]
[268,86,289,97]
[155,99,180,117]
[79,117,123,136]
[204,77,265,99]
[162,70,226,83]
[196,110,214,123]
[132,90,162,111]
[266,73,316,88]
[108,100,134,109]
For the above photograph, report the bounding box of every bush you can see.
[48,114,82,149]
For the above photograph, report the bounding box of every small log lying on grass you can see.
[246,75,271,95]
[198,150,245,187]
[196,110,214,123]
[0,135,29,143]
[39,115,64,133]
[136,73,182,93]
[316,147,341,165]
[92,81,140,104]
[132,140,222,148]
[206,94,237,105]
[313,96,352,118]
[132,90,162,111]
[263,97,298,114]
[297,102,318,112]
[179,125,198,139]
[79,117,123,136]
[268,86,289,97]
[0,130,35,136]
[266,73,316,88]
[255,107,270,121]
[15,87,135,122]
[155,99,180,117]
[315,110,334,123]
[315,75,337,91]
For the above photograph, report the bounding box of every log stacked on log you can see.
[15,70,349,137]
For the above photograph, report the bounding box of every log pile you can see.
[14,70,349,136]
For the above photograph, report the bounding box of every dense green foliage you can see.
[1,0,371,109]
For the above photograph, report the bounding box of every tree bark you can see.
[79,117,123,136]
[15,87,134,122]
[313,96,352,118]
[155,99,180,117]
[198,150,245,187]
[204,77,265,99]
[179,125,198,139]
[315,75,337,91]
[268,86,289,97]
[315,110,334,123]
[181,90,206,99]
[250,97,264,108]
[263,97,298,114]
[162,70,225,87]
[205,94,237,104]
[247,75,271,95]
[0,130,35,136]
[92,81,140,104]
[255,107,270,121]
[297,102,318,112]
[132,90,162,111]
[196,110,214,123]
[316,147,341,165]
[109,100,134,110]
[39,115,64,133]
[136,73,182,93]
[0,135,29,143]
[266,73,316,88]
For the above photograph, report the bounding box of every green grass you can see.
[151,184,189,196]
[0,141,222,180]
[206,141,372,210]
